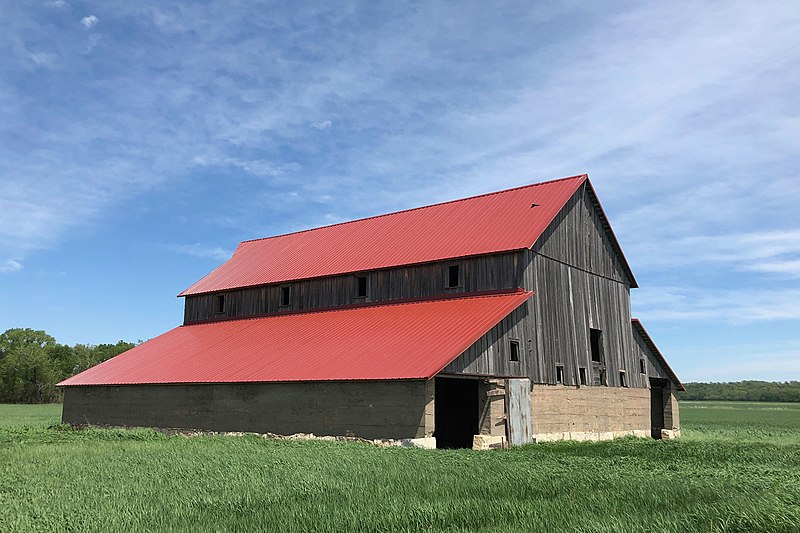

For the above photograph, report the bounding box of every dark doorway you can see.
[590,328,606,386]
[650,378,668,439]
[434,377,479,449]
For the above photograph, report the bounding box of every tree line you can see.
[0,328,136,403]
[678,381,800,403]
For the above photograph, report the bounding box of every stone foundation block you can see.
[472,434,507,450]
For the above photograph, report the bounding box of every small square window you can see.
[447,264,461,288]
[619,370,627,387]
[356,275,368,298]
[280,286,291,307]
[639,358,646,374]
[579,367,587,386]
[216,294,225,314]
[509,340,520,362]
[556,365,564,384]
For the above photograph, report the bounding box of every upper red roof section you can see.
[179,175,587,296]
[59,291,532,386]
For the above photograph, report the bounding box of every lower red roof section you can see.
[58,291,532,386]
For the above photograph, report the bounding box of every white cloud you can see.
[625,229,800,277]
[46,0,70,9]
[162,244,232,261]
[28,52,56,68]
[80,15,98,28]
[311,120,332,130]
[1,259,23,273]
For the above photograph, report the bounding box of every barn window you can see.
[280,285,291,307]
[216,294,225,314]
[509,340,520,362]
[356,275,368,298]
[556,365,564,384]
[619,370,627,387]
[447,264,461,288]
[579,367,587,386]
[639,358,646,374]
[590,329,603,362]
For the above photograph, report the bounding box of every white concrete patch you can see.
[472,434,507,450]
[532,428,662,443]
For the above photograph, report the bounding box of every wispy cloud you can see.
[633,286,800,323]
[626,229,800,277]
[80,15,98,28]
[162,244,233,261]
[1,1,798,379]
[1,259,23,273]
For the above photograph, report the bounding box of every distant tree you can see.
[0,329,59,403]
[0,328,137,403]
[679,381,800,402]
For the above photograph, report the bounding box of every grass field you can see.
[1,402,798,532]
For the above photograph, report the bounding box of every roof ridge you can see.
[240,174,588,245]
[182,289,531,327]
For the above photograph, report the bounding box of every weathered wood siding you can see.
[442,299,532,378]
[632,326,674,383]
[532,182,633,285]
[524,252,641,387]
[523,181,642,388]
[184,252,525,324]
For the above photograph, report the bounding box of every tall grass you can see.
[1,403,798,532]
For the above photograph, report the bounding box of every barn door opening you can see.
[650,378,668,439]
[434,377,479,449]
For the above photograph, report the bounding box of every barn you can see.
[59,174,684,448]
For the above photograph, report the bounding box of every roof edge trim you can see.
[583,180,638,288]
[239,174,588,246]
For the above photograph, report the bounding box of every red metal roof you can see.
[179,175,587,296]
[59,291,532,386]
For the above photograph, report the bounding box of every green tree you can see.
[0,328,59,403]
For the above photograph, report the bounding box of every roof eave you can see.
[631,318,684,391]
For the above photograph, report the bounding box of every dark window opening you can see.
[280,286,291,307]
[356,275,368,298]
[556,365,564,384]
[447,264,461,288]
[509,340,520,362]
[579,367,587,386]
[216,294,225,314]
[620,370,627,387]
[590,329,603,362]
[640,358,647,374]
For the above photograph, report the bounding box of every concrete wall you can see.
[665,385,681,431]
[530,384,652,441]
[477,379,507,437]
[63,380,434,440]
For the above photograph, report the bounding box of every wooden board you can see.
[505,378,532,445]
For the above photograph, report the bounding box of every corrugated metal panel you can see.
[180,175,586,296]
[631,318,685,391]
[58,291,532,386]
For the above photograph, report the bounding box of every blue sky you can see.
[1,1,798,381]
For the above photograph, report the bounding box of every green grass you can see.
[1,403,799,532]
